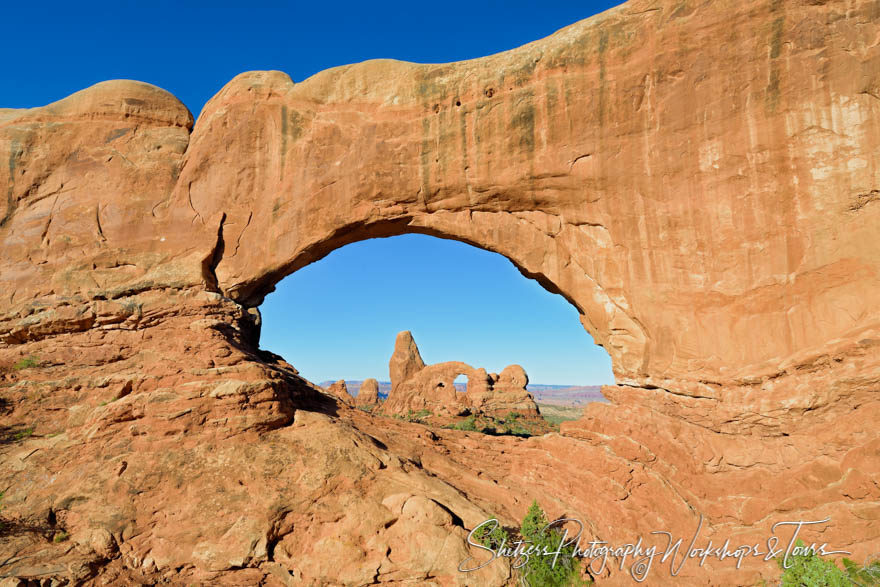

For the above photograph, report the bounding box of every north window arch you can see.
[257,233,614,391]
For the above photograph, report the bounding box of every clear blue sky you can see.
[3,0,620,385]
[261,235,614,385]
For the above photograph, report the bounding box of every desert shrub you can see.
[13,356,39,370]
[776,540,880,586]
[445,414,533,436]
[472,518,509,551]
[541,412,566,426]
[13,426,34,441]
[450,415,477,431]
[392,409,432,422]
[519,500,589,587]
[53,531,69,543]
[501,419,531,437]
[471,502,589,586]
[401,409,431,422]
[842,558,880,585]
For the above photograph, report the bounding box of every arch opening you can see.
[215,208,648,385]
[257,232,613,426]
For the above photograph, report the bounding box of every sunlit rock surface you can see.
[1,0,879,583]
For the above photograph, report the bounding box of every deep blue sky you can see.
[261,235,614,385]
[4,0,620,385]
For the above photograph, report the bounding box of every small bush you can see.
[777,539,880,586]
[399,409,432,422]
[471,501,589,586]
[500,418,531,437]
[519,501,589,587]
[444,414,533,436]
[13,426,34,441]
[842,557,880,585]
[542,413,567,427]
[13,356,39,370]
[451,415,477,431]
[53,531,69,543]
[392,409,432,422]
[473,518,508,551]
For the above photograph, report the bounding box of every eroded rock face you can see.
[382,331,540,418]
[1,0,879,583]
[326,379,352,405]
[388,331,425,396]
[356,377,380,407]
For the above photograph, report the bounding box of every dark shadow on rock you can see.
[0,514,54,542]
[0,424,36,448]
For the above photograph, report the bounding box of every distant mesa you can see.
[379,330,540,419]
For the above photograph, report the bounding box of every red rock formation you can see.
[1,0,879,583]
[326,379,352,405]
[382,331,540,418]
[388,331,425,397]
[355,377,380,407]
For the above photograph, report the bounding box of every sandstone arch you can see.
[5,0,878,404]
[1,0,879,582]
[381,331,539,418]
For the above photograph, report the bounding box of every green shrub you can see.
[391,409,432,422]
[53,531,69,543]
[777,539,880,586]
[519,500,589,587]
[445,414,533,436]
[13,426,34,441]
[501,419,531,437]
[400,409,431,422]
[471,501,589,586]
[13,356,39,370]
[542,414,567,427]
[472,518,509,551]
[450,415,477,431]
[842,557,880,585]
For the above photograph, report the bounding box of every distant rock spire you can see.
[388,330,426,396]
